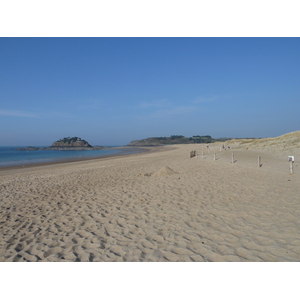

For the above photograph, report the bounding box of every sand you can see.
[0,142,299,262]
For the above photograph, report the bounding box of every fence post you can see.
[288,156,294,175]
[231,153,234,164]
[190,150,196,158]
[289,160,294,175]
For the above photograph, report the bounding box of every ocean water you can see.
[0,146,140,167]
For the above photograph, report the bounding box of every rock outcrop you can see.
[50,137,92,148]
[15,146,40,151]
[16,137,105,151]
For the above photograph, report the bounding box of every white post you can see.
[202,149,204,159]
[290,160,294,175]
[231,153,234,164]
[214,151,216,161]
[288,156,294,175]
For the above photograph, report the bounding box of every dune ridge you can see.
[228,130,300,154]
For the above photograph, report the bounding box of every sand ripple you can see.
[1,145,300,261]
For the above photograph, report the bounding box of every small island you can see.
[15,146,41,151]
[48,137,104,150]
[16,137,106,151]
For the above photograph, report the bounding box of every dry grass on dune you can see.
[227,131,300,155]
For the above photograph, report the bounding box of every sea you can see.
[0,146,142,167]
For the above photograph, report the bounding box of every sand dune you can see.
[0,140,299,262]
[228,130,300,155]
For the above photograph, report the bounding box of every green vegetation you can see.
[190,135,213,143]
[170,135,185,140]
[128,135,230,146]
[57,137,88,144]
[52,137,93,148]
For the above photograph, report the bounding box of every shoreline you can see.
[0,146,173,175]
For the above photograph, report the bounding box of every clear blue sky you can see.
[1,38,299,146]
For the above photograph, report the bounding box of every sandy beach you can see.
[1,142,299,262]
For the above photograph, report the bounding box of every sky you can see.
[1,37,300,146]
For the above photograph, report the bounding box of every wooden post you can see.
[231,153,234,164]
[258,156,261,167]
[289,160,294,175]
[190,150,196,158]
[202,149,204,159]
[214,151,216,161]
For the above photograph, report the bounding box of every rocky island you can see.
[50,137,92,148]
[16,137,106,151]
[15,146,41,151]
